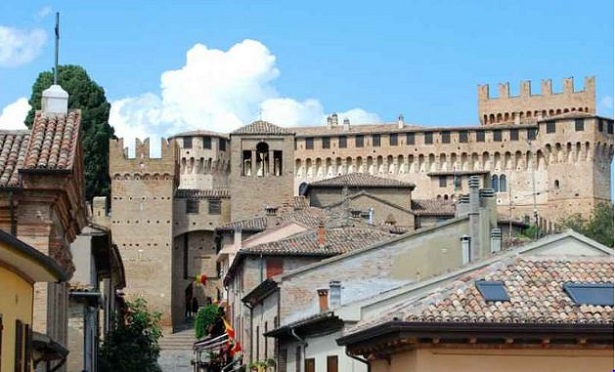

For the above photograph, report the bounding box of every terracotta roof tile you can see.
[24,110,80,171]
[175,189,230,199]
[0,131,30,188]
[309,173,415,188]
[411,199,456,216]
[170,130,229,139]
[217,207,330,232]
[231,120,294,135]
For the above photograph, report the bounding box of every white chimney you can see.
[398,114,405,128]
[343,118,350,131]
[460,235,471,264]
[329,281,341,309]
[41,84,69,114]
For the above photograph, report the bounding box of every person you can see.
[191,296,199,316]
[185,296,192,319]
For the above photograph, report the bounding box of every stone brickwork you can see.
[171,132,231,190]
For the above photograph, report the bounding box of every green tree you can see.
[194,303,220,339]
[25,65,114,201]
[99,298,163,372]
[559,202,614,248]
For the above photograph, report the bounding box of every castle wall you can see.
[176,134,230,190]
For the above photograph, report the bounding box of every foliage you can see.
[25,64,114,201]
[559,202,614,248]
[195,303,220,339]
[518,224,545,240]
[99,297,162,372]
[248,358,276,372]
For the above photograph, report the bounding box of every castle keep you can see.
[105,76,613,328]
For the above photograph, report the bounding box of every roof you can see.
[231,120,294,135]
[343,255,614,341]
[309,173,415,189]
[170,129,229,139]
[323,190,415,216]
[24,110,81,171]
[175,189,230,199]
[411,199,456,216]
[0,131,31,187]
[217,207,328,232]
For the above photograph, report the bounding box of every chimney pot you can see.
[398,114,405,128]
[317,288,329,312]
[41,84,69,114]
[318,222,326,247]
[329,281,341,309]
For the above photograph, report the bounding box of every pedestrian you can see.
[185,296,192,319]
[192,296,199,316]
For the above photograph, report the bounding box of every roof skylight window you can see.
[563,283,614,306]
[475,280,509,302]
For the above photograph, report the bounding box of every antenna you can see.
[54,12,60,85]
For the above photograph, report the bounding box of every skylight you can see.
[475,280,509,302]
[563,283,614,306]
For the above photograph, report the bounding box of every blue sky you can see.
[0,1,613,142]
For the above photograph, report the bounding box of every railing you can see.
[193,333,244,372]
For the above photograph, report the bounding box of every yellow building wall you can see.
[372,347,613,372]
[0,265,34,372]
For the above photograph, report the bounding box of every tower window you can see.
[439,176,447,188]
[242,150,252,176]
[273,151,283,176]
[219,138,227,152]
[202,136,212,149]
[527,128,537,141]
[493,130,502,142]
[546,121,556,133]
[389,133,398,146]
[475,131,485,142]
[598,120,604,132]
[184,137,192,149]
[458,131,468,143]
[575,119,585,132]
[355,135,364,148]
[608,122,613,135]
[186,199,199,214]
[372,134,381,147]
[510,129,519,141]
[322,137,330,149]
[209,199,221,215]
[305,137,314,150]
[499,175,507,192]
[491,175,499,191]
[424,132,433,145]
[406,133,415,145]
[256,142,270,177]
[338,136,347,148]
[554,179,560,189]
[441,132,450,144]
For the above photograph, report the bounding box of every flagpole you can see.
[54,12,59,85]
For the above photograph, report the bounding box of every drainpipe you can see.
[290,328,308,369]
[346,350,371,372]
[9,191,16,235]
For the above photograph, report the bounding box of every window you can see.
[202,136,212,149]
[186,199,199,214]
[327,355,339,372]
[475,281,510,302]
[476,131,485,142]
[527,128,537,141]
[242,150,252,176]
[273,151,283,176]
[575,119,585,131]
[609,122,614,135]
[510,128,519,141]
[322,137,330,149]
[295,346,302,372]
[499,175,507,192]
[491,175,499,191]
[563,283,614,306]
[305,358,315,372]
[219,138,226,152]
[338,136,347,149]
[279,349,288,372]
[389,133,398,146]
[15,319,23,372]
[554,180,560,189]
[264,322,268,358]
[493,130,502,142]
[458,131,468,143]
[372,134,381,147]
[439,176,447,188]
[24,324,31,371]
[546,121,556,133]
[305,137,314,150]
[183,236,189,279]
[355,135,364,148]
[183,137,192,149]
[256,325,260,360]
[598,120,604,132]
[208,199,221,215]
[424,132,433,145]
[406,133,415,145]
[266,258,283,278]
[441,132,450,144]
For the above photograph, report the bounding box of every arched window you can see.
[554,180,560,190]
[499,175,507,192]
[256,142,269,177]
[491,175,499,191]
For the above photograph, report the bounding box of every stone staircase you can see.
[158,325,197,372]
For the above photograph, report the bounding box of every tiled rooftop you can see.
[231,120,294,135]
[24,111,81,170]
[347,256,614,336]
[171,129,229,139]
[175,189,230,199]
[240,225,396,256]
[217,206,329,232]
[411,199,456,216]
[0,131,30,187]
[309,173,415,188]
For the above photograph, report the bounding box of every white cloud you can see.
[36,6,52,21]
[0,26,47,67]
[0,98,30,130]
[600,96,613,110]
[109,39,379,155]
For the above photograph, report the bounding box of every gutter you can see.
[346,349,371,372]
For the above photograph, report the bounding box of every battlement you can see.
[478,77,596,125]
[109,137,179,176]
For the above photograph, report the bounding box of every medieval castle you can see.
[92,76,613,328]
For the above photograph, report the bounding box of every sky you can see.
[0,1,613,155]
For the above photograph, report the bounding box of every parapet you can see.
[109,137,179,176]
[478,77,596,125]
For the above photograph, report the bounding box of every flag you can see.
[222,317,235,339]
[54,12,59,39]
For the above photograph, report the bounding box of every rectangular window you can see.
[327,355,339,372]
[389,133,398,146]
[475,281,510,302]
[219,138,226,152]
[278,349,287,372]
[510,128,519,141]
[441,132,450,144]
[305,137,314,150]
[266,258,283,278]
[406,133,415,145]
[355,135,364,148]
[563,283,614,306]
[322,137,330,149]
[186,199,199,214]
[527,128,537,141]
[598,120,604,132]
[256,325,260,360]
[608,122,613,135]
[183,137,192,149]
[305,358,315,372]
[458,131,468,143]
[424,132,433,145]
[208,199,221,215]
[338,136,347,149]
[439,176,447,188]
[202,136,212,149]
[475,131,485,142]
[546,121,556,133]
[242,150,252,176]
[493,130,502,142]
[15,319,23,372]
[273,151,283,176]
[575,119,585,131]
[295,346,302,372]
[372,134,381,147]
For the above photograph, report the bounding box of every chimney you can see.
[265,206,279,228]
[490,228,502,253]
[41,84,69,114]
[331,113,339,127]
[329,281,341,309]
[368,208,374,225]
[350,209,361,219]
[234,228,242,249]
[456,194,470,217]
[317,288,329,312]
[327,115,333,129]
[468,176,481,262]
[343,118,350,131]
[397,114,405,128]
[460,235,471,264]
[318,222,326,247]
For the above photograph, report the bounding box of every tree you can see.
[194,303,220,339]
[559,202,614,248]
[99,297,163,372]
[25,65,114,201]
